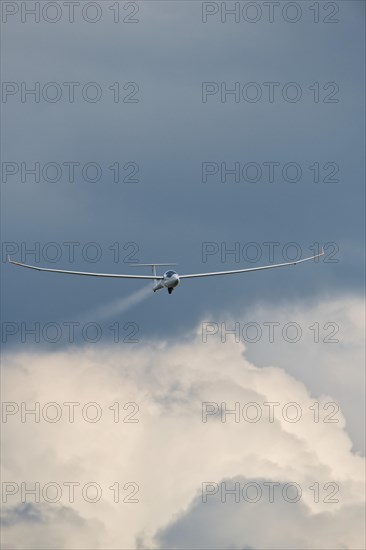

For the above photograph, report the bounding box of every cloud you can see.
[1,296,364,549]
[206,293,366,453]
[1,503,105,549]
[154,479,365,550]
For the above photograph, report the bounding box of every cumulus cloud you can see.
[203,293,366,453]
[1,297,364,549]
[154,479,365,550]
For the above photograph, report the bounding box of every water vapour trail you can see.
[80,284,153,322]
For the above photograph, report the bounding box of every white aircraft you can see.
[9,248,324,295]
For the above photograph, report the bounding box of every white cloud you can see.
[208,292,365,453]
[1,296,365,549]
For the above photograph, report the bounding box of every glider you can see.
[9,248,324,294]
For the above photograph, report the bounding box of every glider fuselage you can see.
[153,270,180,293]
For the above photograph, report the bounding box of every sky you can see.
[1,1,365,549]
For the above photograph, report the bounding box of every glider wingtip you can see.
[8,256,21,266]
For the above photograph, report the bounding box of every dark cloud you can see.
[1,1,364,342]
[1,503,44,526]
[1,502,105,548]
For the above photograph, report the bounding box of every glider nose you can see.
[165,273,180,288]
